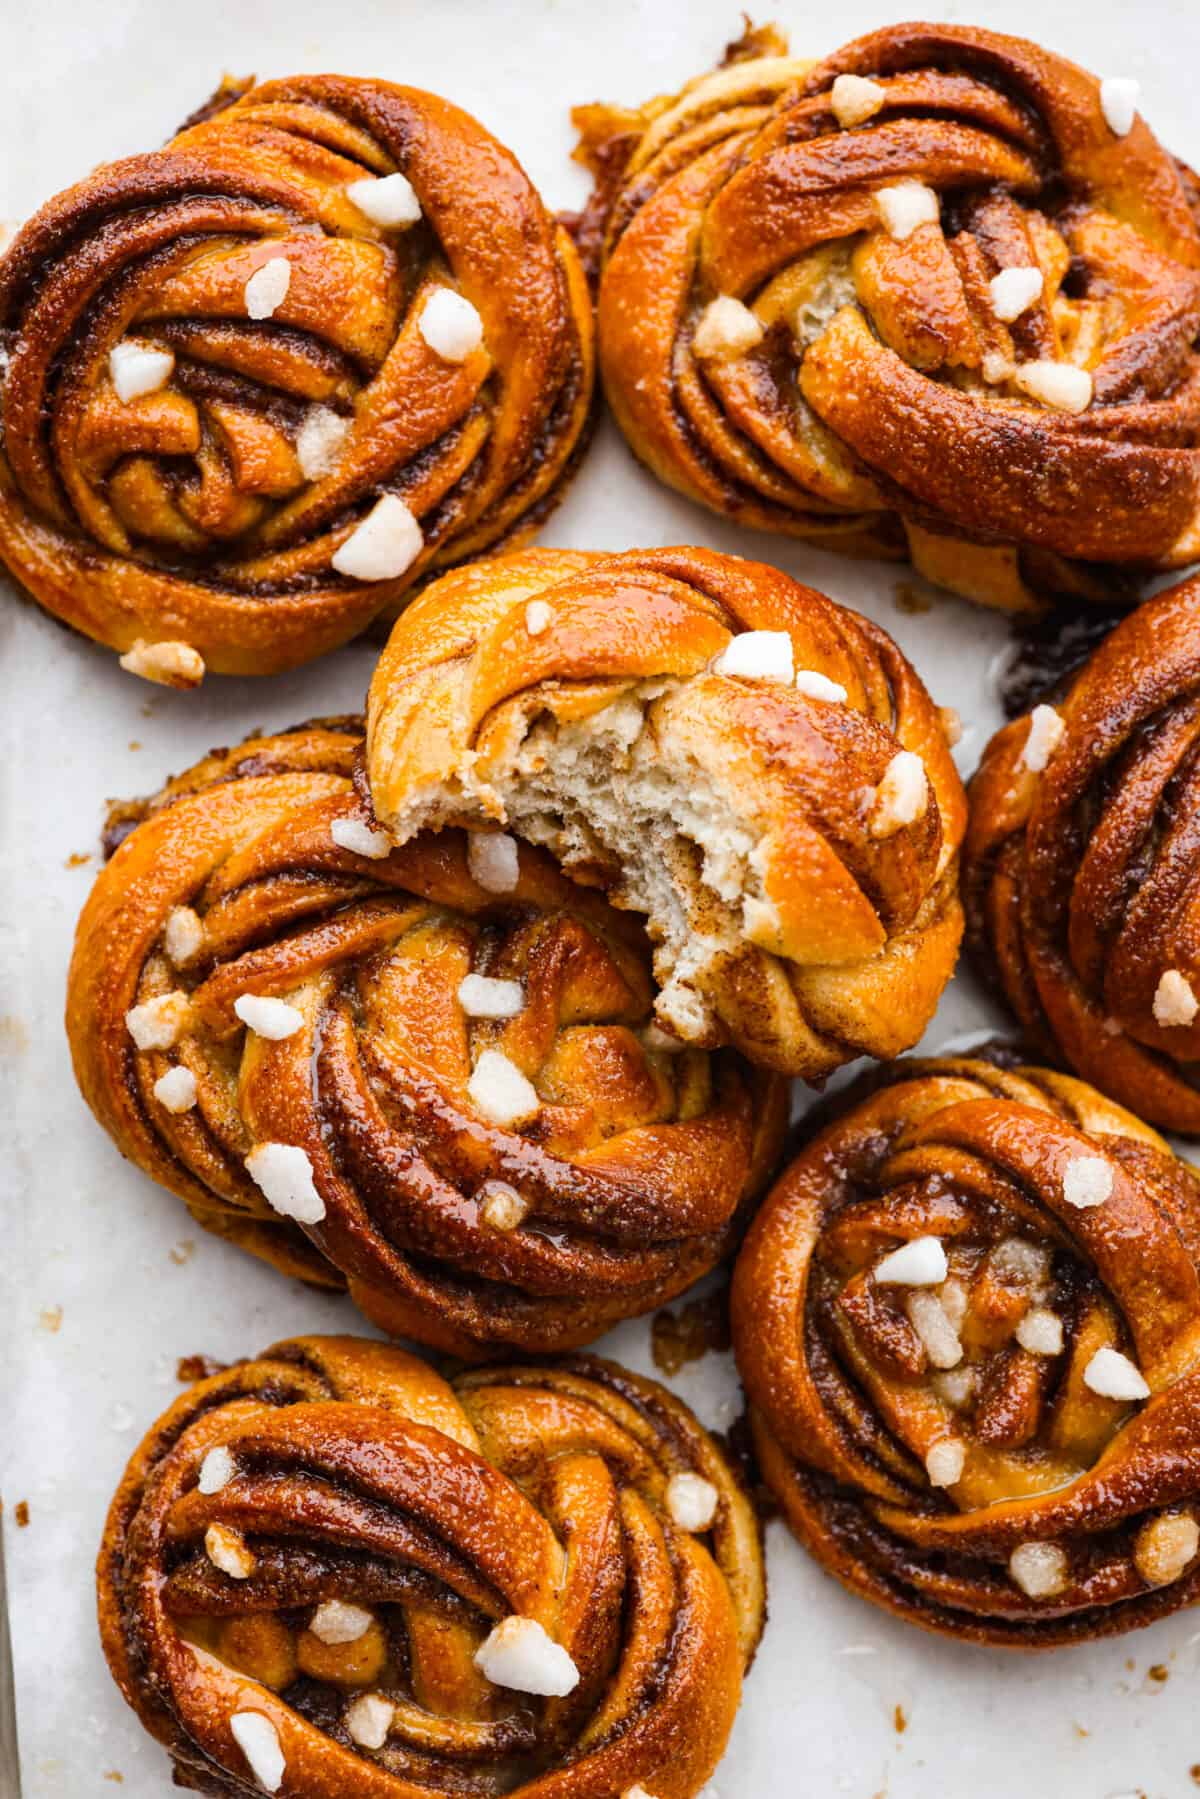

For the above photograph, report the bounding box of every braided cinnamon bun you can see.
[66,718,785,1354]
[366,544,966,1078]
[576,22,1200,612]
[0,74,592,682]
[732,1056,1200,1645]
[99,1334,763,1796]
[964,571,1200,1136]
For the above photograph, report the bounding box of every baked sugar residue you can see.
[893,583,933,615]
[651,1288,730,1375]
[995,602,1125,719]
[102,797,149,859]
[176,1353,228,1383]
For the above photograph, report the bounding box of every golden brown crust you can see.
[66,718,786,1354]
[0,75,593,678]
[732,1056,1200,1645]
[964,569,1200,1136]
[366,544,966,1079]
[97,1335,764,1797]
[578,23,1200,610]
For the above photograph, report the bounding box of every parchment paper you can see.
[3,1,1197,1792]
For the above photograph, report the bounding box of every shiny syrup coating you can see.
[0,74,593,676]
[732,1056,1200,1645]
[98,1335,764,1797]
[66,717,787,1354]
[965,570,1200,1135]
[576,22,1200,611]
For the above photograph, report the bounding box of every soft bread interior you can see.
[510,686,766,1043]
[391,680,789,1049]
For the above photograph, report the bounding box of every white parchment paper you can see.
[2,1,1199,1793]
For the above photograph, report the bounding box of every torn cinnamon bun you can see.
[367,544,966,1078]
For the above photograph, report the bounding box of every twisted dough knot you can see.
[732,1057,1200,1645]
[577,22,1200,611]
[367,545,966,1078]
[99,1335,763,1797]
[67,718,785,1354]
[965,572,1200,1137]
[0,74,592,678]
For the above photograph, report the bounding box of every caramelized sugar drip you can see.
[994,602,1127,720]
[652,1287,732,1377]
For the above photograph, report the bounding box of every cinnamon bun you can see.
[576,22,1200,611]
[99,1335,764,1795]
[0,75,592,679]
[67,718,785,1353]
[732,1056,1200,1643]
